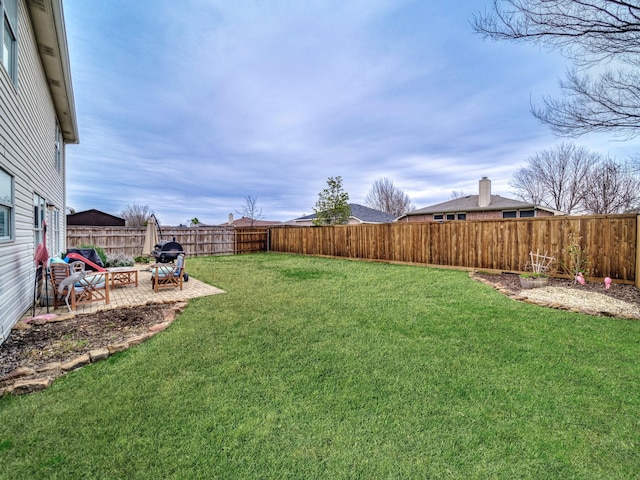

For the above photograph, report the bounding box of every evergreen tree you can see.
[313,176,350,225]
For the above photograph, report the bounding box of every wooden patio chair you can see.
[49,261,110,311]
[151,254,185,292]
[50,262,73,310]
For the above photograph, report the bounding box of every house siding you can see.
[0,0,66,343]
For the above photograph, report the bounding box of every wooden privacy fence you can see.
[66,226,269,257]
[68,216,640,287]
[269,215,640,287]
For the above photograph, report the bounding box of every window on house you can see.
[457,213,466,220]
[519,209,535,218]
[52,208,61,254]
[433,214,444,221]
[446,213,455,221]
[55,122,62,172]
[0,168,13,240]
[34,193,46,247]
[502,211,517,219]
[1,0,18,84]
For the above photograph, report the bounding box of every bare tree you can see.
[473,1,640,139]
[510,163,551,207]
[237,195,263,226]
[582,159,640,214]
[449,190,466,200]
[510,143,597,214]
[121,203,153,227]
[365,178,413,217]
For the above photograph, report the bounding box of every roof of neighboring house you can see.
[27,0,78,144]
[221,217,282,227]
[67,209,125,226]
[292,204,396,224]
[403,195,560,216]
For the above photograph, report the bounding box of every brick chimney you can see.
[478,177,491,207]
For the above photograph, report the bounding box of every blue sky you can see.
[63,0,639,225]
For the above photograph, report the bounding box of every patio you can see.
[24,264,225,320]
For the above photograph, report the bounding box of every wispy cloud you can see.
[63,0,640,225]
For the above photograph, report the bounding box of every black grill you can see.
[151,239,185,263]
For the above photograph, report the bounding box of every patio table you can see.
[107,267,138,289]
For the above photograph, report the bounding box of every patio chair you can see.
[69,260,86,273]
[49,261,110,311]
[151,254,185,292]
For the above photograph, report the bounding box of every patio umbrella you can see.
[142,215,159,256]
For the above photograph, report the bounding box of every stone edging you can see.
[470,272,639,320]
[0,301,187,396]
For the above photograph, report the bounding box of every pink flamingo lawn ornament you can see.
[32,220,50,316]
[34,220,49,267]
[604,277,612,290]
[575,272,585,285]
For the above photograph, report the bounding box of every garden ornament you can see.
[575,272,585,285]
[59,270,88,312]
[34,220,49,267]
[604,277,612,290]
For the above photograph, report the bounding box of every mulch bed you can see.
[0,303,174,390]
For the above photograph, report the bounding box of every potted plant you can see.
[519,271,549,289]
[519,250,554,289]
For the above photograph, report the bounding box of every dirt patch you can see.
[472,272,640,319]
[0,303,181,391]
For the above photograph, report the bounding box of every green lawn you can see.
[1,253,638,479]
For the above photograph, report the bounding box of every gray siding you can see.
[0,0,66,343]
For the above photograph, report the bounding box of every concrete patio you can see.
[23,264,225,320]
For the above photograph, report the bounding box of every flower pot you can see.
[519,276,549,289]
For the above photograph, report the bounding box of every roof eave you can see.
[27,0,79,144]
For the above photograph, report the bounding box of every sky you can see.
[62,0,640,226]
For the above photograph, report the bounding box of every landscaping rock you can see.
[149,322,170,333]
[89,348,110,362]
[1,366,36,381]
[108,342,129,354]
[61,354,91,371]
[11,321,31,331]
[128,332,152,346]
[10,377,53,395]
[37,362,62,373]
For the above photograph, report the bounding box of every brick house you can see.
[398,178,561,222]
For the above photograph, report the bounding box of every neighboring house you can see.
[220,214,282,227]
[0,0,78,343]
[67,209,125,227]
[288,204,397,226]
[398,178,561,222]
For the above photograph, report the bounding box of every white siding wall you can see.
[0,0,66,343]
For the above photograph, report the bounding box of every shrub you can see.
[105,253,135,268]
[560,233,591,281]
[134,255,150,264]
[78,244,107,266]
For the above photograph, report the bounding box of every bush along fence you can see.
[68,215,639,287]
[269,214,639,288]
[66,226,269,258]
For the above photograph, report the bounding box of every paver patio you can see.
[23,264,225,320]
